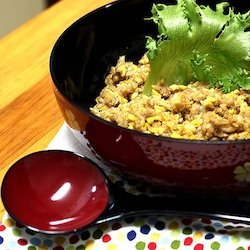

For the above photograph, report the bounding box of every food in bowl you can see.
[91,0,250,140]
[91,55,250,140]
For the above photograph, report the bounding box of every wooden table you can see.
[0,0,114,220]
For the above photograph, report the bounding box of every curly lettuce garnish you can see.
[143,0,250,94]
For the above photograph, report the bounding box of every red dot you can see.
[0,225,6,231]
[112,222,122,230]
[184,237,193,246]
[69,235,79,244]
[194,244,204,250]
[148,242,157,250]
[218,230,227,234]
[201,218,211,224]
[102,234,111,243]
[17,239,28,246]
[53,246,64,250]
[15,222,24,228]
[181,218,193,225]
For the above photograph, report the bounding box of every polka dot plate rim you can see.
[0,212,250,250]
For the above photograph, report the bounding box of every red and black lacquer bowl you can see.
[50,0,250,194]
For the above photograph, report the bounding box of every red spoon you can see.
[1,150,250,234]
[1,150,109,234]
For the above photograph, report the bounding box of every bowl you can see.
[50,0,250,194]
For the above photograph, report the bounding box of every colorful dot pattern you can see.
[0,213,250,250]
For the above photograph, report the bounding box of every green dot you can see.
[76,245,85,250]
[182,227,193,235]
[171,229,181,237]
[66,246,75,250]
[134,219,144,227]
[12,228,21,236]
[204,226,216,232]
[28,247,37,250]
[236,247,245,250]
[171,240,180,249]
[136,241,146,250]
[211,241,220,250]
[92,229,103,239]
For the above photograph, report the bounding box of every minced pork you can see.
[90,54,250,140]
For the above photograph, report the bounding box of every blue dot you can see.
[140,225,151,234]
[30,237,41,246]
[213,222,223,228]
[43,239,53,247]
[8,241,16,249]
[220,235,229,243]
[205,233,215,240]
[192,223,203,230]
[127,230,136,241]
[0,236,3,244]
[160,237,169,245]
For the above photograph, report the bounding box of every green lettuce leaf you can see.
[143,0,250,94]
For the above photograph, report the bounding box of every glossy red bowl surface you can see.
[50,0,250,194]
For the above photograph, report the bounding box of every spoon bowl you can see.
[1,150,110,234]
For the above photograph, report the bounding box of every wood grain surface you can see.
[0,0,114,220]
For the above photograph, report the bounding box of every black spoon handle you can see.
[91,186,250,229]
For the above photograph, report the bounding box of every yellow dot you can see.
[85,240,95,250]
[228,230,238,236]
[231,235,240,243]
[116,231,126,241]
[193,231,203,239]
[4,218,15,227]
[99,223,109,231]
[38,246,48,250]
[168,221,179,230]
[241,230,250,239]
[128,187,137,194]
[107,243,117,250]
[108,175,116,182]
[150,232,161,241]
[55,236,66,245]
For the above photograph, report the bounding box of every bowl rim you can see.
[49,0,250,146]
